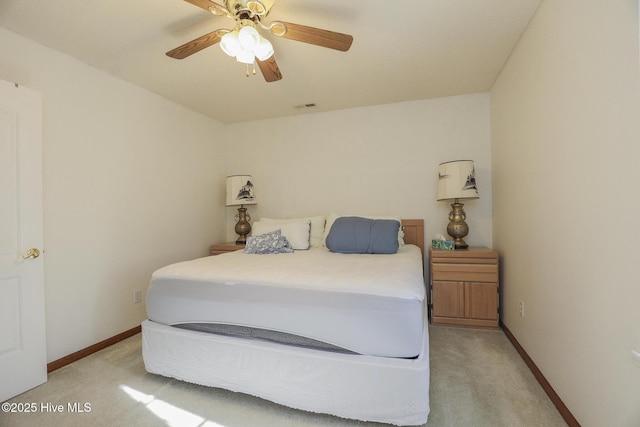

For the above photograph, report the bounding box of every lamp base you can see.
[234,206,251,245]
[447,201,470,250]
[453,240,469,250]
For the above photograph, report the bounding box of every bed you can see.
[142,217,430,426]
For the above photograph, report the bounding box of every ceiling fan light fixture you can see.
[238,26,260,51]
[254,36,274,61]
[236,49,255,64]
[220,24,273,66]
[254,37,274,61]
[220,30,241,57]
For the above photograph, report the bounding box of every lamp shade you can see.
[235,49,255,64]
[437,160,479,201]
[220,30,241,57]
[226,175,257,206]
[238,26,260,51]
[254,36,274,61]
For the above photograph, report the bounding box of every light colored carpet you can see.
[0,326,567,427]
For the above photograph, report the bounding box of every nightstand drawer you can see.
[432,263,498,282]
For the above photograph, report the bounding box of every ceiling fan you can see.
[166,0,354,82]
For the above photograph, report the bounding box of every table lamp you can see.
[226,175,257,244]
[437,160,479,249]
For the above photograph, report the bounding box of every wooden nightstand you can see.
[210,242,245,256]
[429,247,499,329]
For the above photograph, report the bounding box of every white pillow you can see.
[252,220,311,250]
[322,213,405,247]
[259,216,325,247]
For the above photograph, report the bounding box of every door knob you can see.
[19,248,41,260]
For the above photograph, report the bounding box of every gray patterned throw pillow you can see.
[244,229,294,254]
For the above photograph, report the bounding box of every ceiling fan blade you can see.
[184,0,230,16]
[256,56,283,82]
[166,30,227,59]
[274,22,353,52]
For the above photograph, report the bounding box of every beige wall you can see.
[0,27,227,362]
[225,93,493,249]
[491,0,640,425]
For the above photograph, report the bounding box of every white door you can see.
[0,79,46,402]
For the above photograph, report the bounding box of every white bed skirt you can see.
[141,316,430,426]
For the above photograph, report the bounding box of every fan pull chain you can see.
[245,62,257,77]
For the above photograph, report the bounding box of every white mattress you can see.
[146,245,425,358]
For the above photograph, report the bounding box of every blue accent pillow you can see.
[244,229,294,254]
[325,217,400,254]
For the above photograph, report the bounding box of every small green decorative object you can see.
[431,239,455,250]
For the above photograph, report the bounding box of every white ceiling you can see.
[0,0,541,124]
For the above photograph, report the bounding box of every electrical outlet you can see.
[518,300,524,318]
[133,289,142,304]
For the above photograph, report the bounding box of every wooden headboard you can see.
[401,219,425,254]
